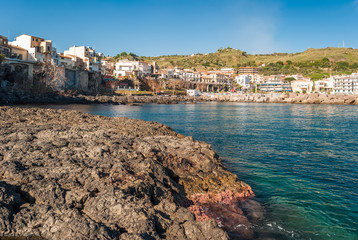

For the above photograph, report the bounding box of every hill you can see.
[137,47,358,77]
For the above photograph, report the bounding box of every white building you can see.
[235,75,251,88]
[250,74,264,84]
[221,68,236,72]
[181,70,201,82]
[9,34,53,62]
[201,73,231,84]
[291,79,313,94]
[333,74,358,94]
[114,60,152,77]
[64,46,102,73]
[101,59,115,75]
[260,82,292,92]
[315,78,334,93]
[187,89,201,96]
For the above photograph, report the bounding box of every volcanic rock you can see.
[0,107,254,239]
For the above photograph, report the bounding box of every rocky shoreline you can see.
[1,89,358,106]
[0,107,258,239]
[202,92,358,105]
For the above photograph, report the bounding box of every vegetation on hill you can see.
[112,52,140,61]
[132,47,358,77]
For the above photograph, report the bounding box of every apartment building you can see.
[64,46,102,72]
[315,79,334,93]
[10,34,53,62]
[260,82,292,92]
[181,70,201,82]
[239,67,259,75]
[333,74,358,94]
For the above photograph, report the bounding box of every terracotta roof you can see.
[64,54,77,58]
[60,55,72,59]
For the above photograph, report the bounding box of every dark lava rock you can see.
[0,107,253,239]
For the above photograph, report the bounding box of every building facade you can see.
[333,74,358,94]
[236,75,251,88]
[64,46,102,72]
[291,80,313,94]
[260,82,292,92]
[10,34,53,62]
[239,67,259,75]
[114,60,152,77]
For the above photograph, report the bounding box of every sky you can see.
[1,0,358,56]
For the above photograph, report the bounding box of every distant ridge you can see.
[138,47,358,76]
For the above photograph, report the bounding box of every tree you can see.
[129,52,137,57]
[284,77,296,82]
[310,73,327,81]
[34,62,67,92]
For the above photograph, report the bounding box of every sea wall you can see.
[2,88,358,106]
[0,107,255,239]
[201,93,358,105]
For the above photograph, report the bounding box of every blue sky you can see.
[1,0,358,56]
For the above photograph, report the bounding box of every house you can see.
[181,70,201,82]
[63,46,102,73]
[10,45,29,61]
[187,89,201,96]
[235,75,251,88]
[0,35,11,58]
[101,58,115,75]
[114,60,152,78]
[290,79,313,93]
[58,55,76,69]
[201,73,232,84]
[9,34,53,62]
[220,68,236,76]
[315,78,334,93]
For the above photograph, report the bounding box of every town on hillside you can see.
[1,33,357,96]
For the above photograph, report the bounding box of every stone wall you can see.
[78,70,89,92]
[200,93,358,105]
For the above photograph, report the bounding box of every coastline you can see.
[1,89,358,106]
[0,107,256,239]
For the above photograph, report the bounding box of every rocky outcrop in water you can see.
[0,107,255,239]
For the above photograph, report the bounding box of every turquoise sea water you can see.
[43,103,357,240]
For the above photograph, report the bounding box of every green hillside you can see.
[137,47,358,77]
